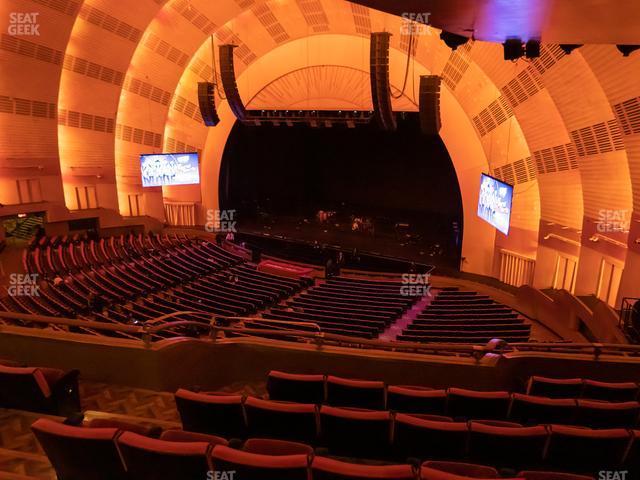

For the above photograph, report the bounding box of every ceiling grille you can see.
[77,4,142,43]
[252,4,290,44]
[116,123,162,148]
[58,109,114,133]
[296,0,330,32]
[171,0,217,35]
[350,4,371,35]
[569,120,626,157]
[0,34,63,66]
[613,96,640,135]
[0,96,56,119]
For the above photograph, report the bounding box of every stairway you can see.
[379,290,435,341]
[9,217,43,241]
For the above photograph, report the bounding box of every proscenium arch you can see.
[197,34,496,275]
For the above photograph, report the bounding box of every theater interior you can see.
[0,0,640,478]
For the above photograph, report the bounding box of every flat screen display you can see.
[477,173,513,235]
[140,152,200,187]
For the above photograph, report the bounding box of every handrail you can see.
[1,310,640,359]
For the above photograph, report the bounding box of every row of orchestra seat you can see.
[262,371,640,427]
[261,276,418,339]
[174,389,638,474]
[400,289,531,343]
[31,417,603,479]
[2,234,308,340]
[527,375,640,401]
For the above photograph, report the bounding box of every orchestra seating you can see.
[257,276,417,339]
[30,416,618,479]
[3,366,636,477]
[0,233,308,340]
[165,371,640,475]
[398,290,531,343]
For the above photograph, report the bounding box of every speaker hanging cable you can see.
[391,28,414,99]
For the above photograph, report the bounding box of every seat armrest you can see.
[51,369,81,416]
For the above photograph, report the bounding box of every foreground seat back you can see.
[420,465,521,479]
[509,394,577,425]
[422,461,498,478]
[117,431,211,479]
[446,388,510,420]
[175,389,245,438]
[320,406,391,458]
[242,438,314,456]
[312,456,415,479]
[245,396,318,444]
[31,418,126,480]
[468,422,548,470]
[526,376,582,399]
[326,376,386,410]
[266,370,325,404]
[518,472,597,480]
[574,399,640,428]
[0,365,53,413]
[387,386,447,415]
[211,444,309,480]
[393,414,468,461]
[581,380,639,402]
[545,425,630,474]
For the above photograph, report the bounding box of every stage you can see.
[234,217,460,273]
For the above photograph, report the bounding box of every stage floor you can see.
[237,218,459,269]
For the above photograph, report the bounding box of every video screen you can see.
[140,152,200,187]
[477,173,513,235]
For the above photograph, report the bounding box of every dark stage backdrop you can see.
[219,112,463,265]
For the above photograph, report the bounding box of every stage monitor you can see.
[140,152,200,187]
[477,173,513,235]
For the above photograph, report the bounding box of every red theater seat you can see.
[174,389,245,438]
[387,386,447,415]
[245,396,318,443]
[393,414,468,461]
[509,394,577,425]
[211,444,309,480]
[446,388,510,420]
[423,461,499,478]
[31,418,126,480]
[468,421,548,470]
[117,431,211,479]
[526,377,583,399]
[319,405,391,458]
[311,456,415,479]
[545,425,631,474]
[242,438,314,456]
[420,465,522,480]
[581,379,639,402]
[267,370,326,404]
[574,399,640,428]
[517,472,595,480]
[160,429,228,446]
[326,376,386,410]
[0,364,80,415]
